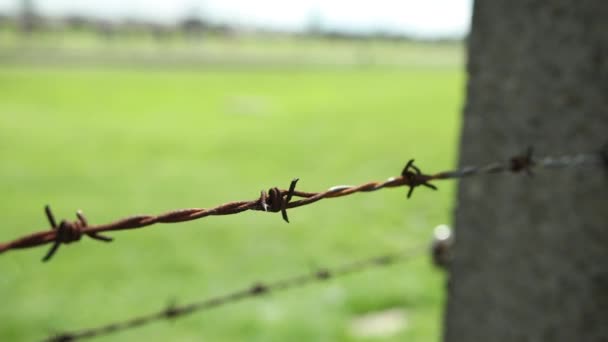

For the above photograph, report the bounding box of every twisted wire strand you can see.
[0,149,604,261]
[43,245,425,342]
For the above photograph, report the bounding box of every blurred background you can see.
[0,1,470,341]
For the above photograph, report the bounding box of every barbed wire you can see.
[43,245,426,342]
[0,147,605,262]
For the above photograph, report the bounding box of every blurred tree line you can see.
[1,0,460,43]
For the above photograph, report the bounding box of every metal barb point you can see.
[42,220,76,263]
[281,178,299,223]
[76,210,113,242]
[45,205,58,229]
[42,241,61,262]
[42,205,63,262]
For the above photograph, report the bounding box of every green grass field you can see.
[0,59,463,341]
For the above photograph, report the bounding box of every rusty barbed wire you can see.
[0,147,605,262]
[43,245,425,342]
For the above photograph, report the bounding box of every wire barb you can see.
[42,206,113,262]
[401,159,438,198]
[164,301,180,320]
[510,146,535,176]
[47,333,75,342]
[258,178,299,223]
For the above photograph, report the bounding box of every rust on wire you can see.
[0,149,604,261]
[43,245,424,342]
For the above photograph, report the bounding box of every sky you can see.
[0,0,473,38]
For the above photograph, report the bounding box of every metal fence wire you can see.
[1,147,604,262]
[0,146,605,341]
